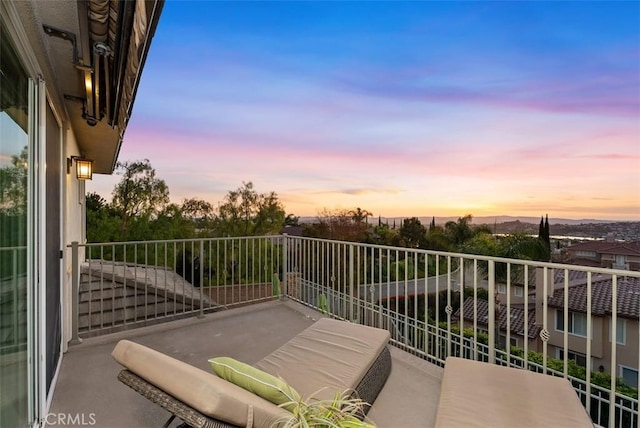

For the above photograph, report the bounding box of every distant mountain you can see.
[466,216,617,226]
[297,215,619,226]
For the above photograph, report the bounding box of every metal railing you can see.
[69,236,284,340]
[69,235,640,427]
[283,235,639,428]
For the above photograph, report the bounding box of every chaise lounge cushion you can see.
[254,318,390,401]
[112,340,290,428]
[435,357,593,427]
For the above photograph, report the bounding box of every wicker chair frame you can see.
[117,345,391,428]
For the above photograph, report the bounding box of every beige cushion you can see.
[254,318,390,400]
[435,357,593,428]
[112,340,290,428]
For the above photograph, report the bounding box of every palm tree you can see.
[499,233,550,262]
[444,214,475,247]
[349,207,372,224]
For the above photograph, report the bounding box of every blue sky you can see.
[89,1,640,220]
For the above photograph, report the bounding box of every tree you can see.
[368,222,397,246]
[152,203,195,240]
[111,159,169,239]
[285,214,300,226]
[424,225,451,251]
[544,214,551,257]
[461,233,500,256]
[349,207,372,224]
[538,214,551,260]
[538,216,545,239]
[0,148,28,249]
[398,217,426,248]
[444,214,475,247]
[306,208,372,242]
[214,182,285,236]
[181,198,214,234]
[443,214,493,250]
[499,233,550,262]
[0,147,28,215]
[86,192,119,243]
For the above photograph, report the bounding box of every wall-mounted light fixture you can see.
[67,156,94,180]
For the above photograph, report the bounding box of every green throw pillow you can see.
[209,357,300,410]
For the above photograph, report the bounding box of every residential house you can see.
[546,276,639,388]
[566,240,640,271]
[0,1,163,426]
[459,266,638,389]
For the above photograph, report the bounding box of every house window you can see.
[557,349,587,368]
[497,284,506,294]
[499,334,518,348]
[556,310,588,337]
[609,319,626,345]
[514,286,523,297]
[576,250,597,258]
[620,366,638,388]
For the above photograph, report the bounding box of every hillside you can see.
[298,216,640,241]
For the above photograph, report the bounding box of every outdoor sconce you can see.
[67,156,94,180]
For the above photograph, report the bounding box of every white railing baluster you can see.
[282,235,288,299]
[586,271,592,416]
[563,268,569,378]
[542,266,548,375]
[488,260,495,364]
[473,259,478,361]
[523,264,529,369]
[610,275,618,428]
[507,262,511,364]
[70,241,81,344]
[349,244,354,321]
[446,256,452,358]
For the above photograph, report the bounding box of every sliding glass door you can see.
[0,20,31,428]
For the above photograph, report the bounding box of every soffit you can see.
[13,0,163,174]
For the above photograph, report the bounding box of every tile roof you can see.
[567,241,640,256]
[554,269,588,283]
[503,265,536,287]
[547,276,640,319]
[565,258,602,268]
[599,242,640,256]
[454,297,541,339]
[551,269,613,284]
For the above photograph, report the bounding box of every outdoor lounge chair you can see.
[112,318,392,428]
[435,357,594,427]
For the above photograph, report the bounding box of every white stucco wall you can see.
[62,128,84,351]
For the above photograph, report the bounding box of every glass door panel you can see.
[0,20,30,428]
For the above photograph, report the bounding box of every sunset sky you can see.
[88,1,640,221]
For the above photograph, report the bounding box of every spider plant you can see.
[273,389,375,428]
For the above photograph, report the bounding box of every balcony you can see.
[49,299,441,427]
[50,236,639,427]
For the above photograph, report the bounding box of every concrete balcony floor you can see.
[49,300,443,428]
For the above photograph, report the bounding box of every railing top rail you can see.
[67,235,283,248]
[285,235,640,278]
